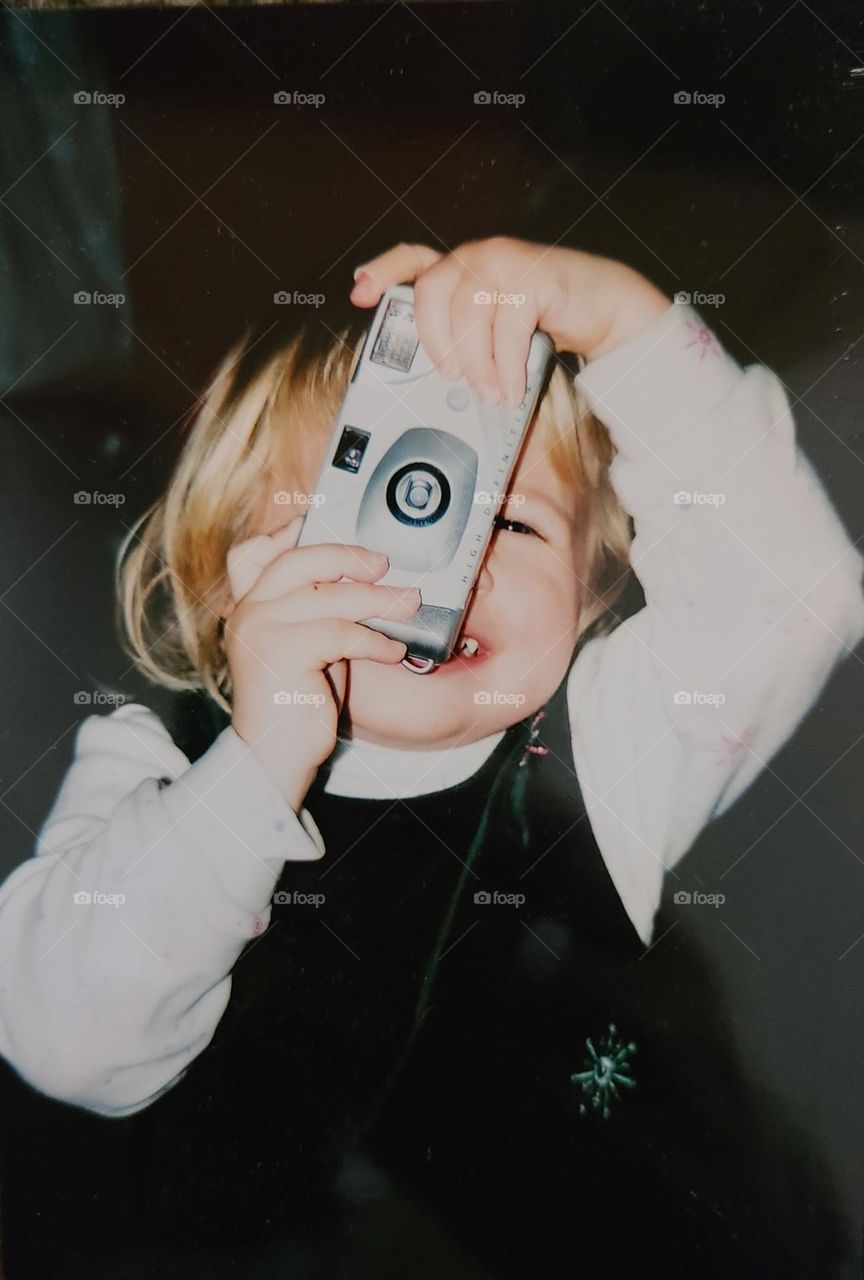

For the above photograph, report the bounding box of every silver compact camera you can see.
[296,283,554,672]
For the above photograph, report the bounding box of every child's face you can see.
[267,417,587,751]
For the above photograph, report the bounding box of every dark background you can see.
[0,0,863,1269]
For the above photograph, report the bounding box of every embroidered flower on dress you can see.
[571,1024,638,1119]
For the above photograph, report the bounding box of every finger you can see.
[228,518,350,604]
[349,242,443,305]
[227,536,271,602]
[226,532,287,604]
[247,541,392,603]
[492,301,536,407]
[256,581,420,628]
[286,618,408,670]
[412,260,462,374]
[451,280,500,405]
[225,516,307,603]
[265,516,307,553]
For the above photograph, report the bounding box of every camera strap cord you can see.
[347,710,544,1151]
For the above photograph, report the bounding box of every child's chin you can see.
[346,659,498,742]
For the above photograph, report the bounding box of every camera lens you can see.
[406,480,433,509]
[387,462,450,526]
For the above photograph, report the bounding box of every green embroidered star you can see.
[571,1024,637,1119]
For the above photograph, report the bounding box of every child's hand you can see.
[350,237,669,408]
[223,518,420,810]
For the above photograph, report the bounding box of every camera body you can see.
[296,283,554,668]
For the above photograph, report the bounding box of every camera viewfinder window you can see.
[370,298,419,372]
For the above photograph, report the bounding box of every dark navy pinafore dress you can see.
[0,665,846,1278]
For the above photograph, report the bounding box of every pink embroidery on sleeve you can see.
[684,318,721,362]
[712,724,759,766]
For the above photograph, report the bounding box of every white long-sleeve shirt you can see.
[0,301,861,1118]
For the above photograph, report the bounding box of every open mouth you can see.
[456,635,481,659]
[444,631,493,668]
[398,632,491,674]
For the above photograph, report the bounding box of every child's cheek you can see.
[507,580,580,682]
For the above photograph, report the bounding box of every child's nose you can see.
[475,560,495,596]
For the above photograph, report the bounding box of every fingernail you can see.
[351,272,378,299]
[352,264,369,282]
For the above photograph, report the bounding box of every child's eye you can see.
[493,514,537,537]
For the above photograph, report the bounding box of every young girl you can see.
[0,238,861,1278]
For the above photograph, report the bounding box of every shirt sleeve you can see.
[566,302,864,947]
[0,701,325,1116]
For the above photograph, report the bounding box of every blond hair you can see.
[117,315,632,713]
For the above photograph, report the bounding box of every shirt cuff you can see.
[574,302,743,459]
[159,725,326,910]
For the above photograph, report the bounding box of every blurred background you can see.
[0,0,862,1269]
